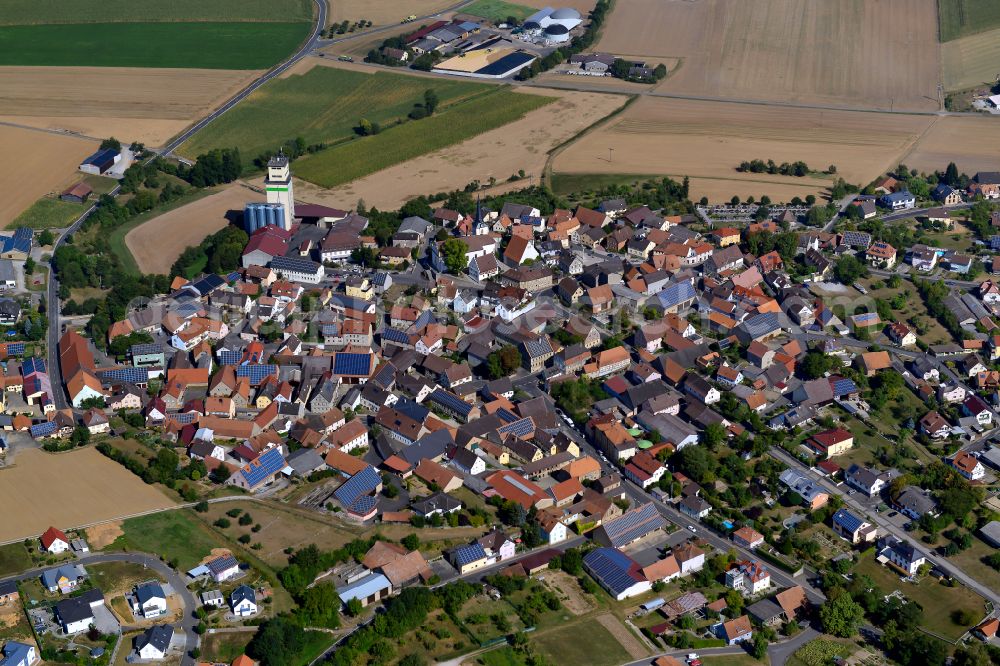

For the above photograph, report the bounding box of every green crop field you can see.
[462,0,539,23]
[293,89,553,188]
[0,0,313,25]
[0,22,311,69]
[938,0,1000,41]
[179,67,499,160]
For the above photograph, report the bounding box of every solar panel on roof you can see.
[429,388,472,415]
[833,509,865,533]
[5,342,24,356]
[498,417,534,438]
[218,350,242,366]
[382,328,409,344]
[454,543,487,566]
[226,271,240,282]
[831,378,858,396]
[240,448,284,487]
[348,494,377,515]
[235,364,277,385]
[97,367,148,385]
[334,466,381,507]
[584,548,641,595]
[333,353,372,376]
[30,421,57,437]
[22,357,45,374]
[496,408,519,423]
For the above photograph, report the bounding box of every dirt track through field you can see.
[0,448,175,543]
[597,0,941,112]
[0,125,97,224]
[125,184,250,274]
[594,612,647,660]
[290,87,627,209]
[0,67,261,146]
[553,96,935,202]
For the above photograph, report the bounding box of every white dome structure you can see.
[549,8,581,20]
[524,6,582,36]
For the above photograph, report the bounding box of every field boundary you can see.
[541,93,638,187]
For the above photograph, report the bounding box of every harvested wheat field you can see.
[0,125,97,225]
[0,67,261,147]
[553,97,934,202]
[292,88,627,209]
[326,0,459,26]
[0,448,175,542]
[125,184,250,274]
[942,29,1000,91]
[903,116,1000,176]
[597,0,940,111]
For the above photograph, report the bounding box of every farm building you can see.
[79,148,120,176]
[60,182,93,203]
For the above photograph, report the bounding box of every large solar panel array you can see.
[333,353,372,377]
[217,350,243,366]
[832,508,865,533]
[271,256,321,274]
[170,412,199,425]
[22,357,45,375]
[371,363,396,389]
[496,408,519,423]
[188,274,225,296]
[381,327,410,344]
[130,343,162,357]
[394,398,429,423]
[830,377,858,397]
[583,548,640,595]
[235,364,277,385]
[428,388,472,417]
[453,542,487,567]
[334,466,381,507]
[97,367,148,385]
[239,448,285,487]
[603,504,666,548]
[347,494,377,516]
[498,417,534,438]
[4,342,25,357]
[30,421,57,438]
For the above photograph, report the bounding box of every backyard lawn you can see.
[0,543,31,577]
[854,551,986,640]
[113,510,231,571]
[531,619,632,666]
[201,631,253,663]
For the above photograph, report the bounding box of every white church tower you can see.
[265,153,295,230]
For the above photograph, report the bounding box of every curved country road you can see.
[0,552,199,665]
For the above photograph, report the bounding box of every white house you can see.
[878,537,927,577]
[538,512,567,545]
[131,582,167,619]
[673,543,706,575]
[845,465,887,497]
[205,556,241,583]
[229,585,257,617]
[40,527,69,554]
[134,625,173,661]
[725,560,771,596]
[951,450,985,481]
[0,641,37,666]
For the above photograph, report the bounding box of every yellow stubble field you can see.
[0,125,97,225]
[0,448,175,542]
[0,67,262,147]
[552,96,935,202]
[596,0,941,112]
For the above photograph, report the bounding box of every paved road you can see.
[45,185,120,411]
[767,445,1000,607]
[1,552,199,665]
[160,0,327,156]
[161,0,476,157]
